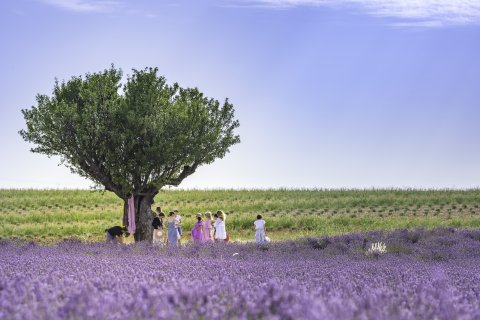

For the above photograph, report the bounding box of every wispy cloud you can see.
[42,0,120,12]
[238,0,480,26]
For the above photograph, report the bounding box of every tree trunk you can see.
[123,194,155,242]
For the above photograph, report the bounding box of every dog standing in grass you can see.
[105,226,128,243]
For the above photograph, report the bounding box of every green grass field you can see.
[1,188,479,243]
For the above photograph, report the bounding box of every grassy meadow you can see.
[0,188,479,243]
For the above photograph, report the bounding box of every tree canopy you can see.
[20,66,240,198]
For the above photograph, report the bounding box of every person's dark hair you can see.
[159,212,165,217]
[197,216,202,222]
[213,213,218,218]
[257,214,262,220]
[169,211,175,217]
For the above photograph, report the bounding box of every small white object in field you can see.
[232,252,239,257]
[366,242,387,255]
[265,236,271,243]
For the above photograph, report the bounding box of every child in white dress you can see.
[254,215,267,244]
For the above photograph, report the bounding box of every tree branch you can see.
[166,162,199,186]
[78,157,126,199]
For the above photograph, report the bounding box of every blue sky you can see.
[1,0,480,189]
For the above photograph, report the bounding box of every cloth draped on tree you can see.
[127,195,136,234]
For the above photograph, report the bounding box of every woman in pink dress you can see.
[203,211,214,242]
[191,215,205,244]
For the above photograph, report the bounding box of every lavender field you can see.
[1,228,480,320]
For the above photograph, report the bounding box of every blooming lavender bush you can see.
[1,228,480,319]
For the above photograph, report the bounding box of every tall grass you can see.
[1,188,479,242]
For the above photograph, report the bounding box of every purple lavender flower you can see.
[0,228,479,319]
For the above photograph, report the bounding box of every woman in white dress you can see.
[214,210,227,242]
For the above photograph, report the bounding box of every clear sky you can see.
[1,0,480,189]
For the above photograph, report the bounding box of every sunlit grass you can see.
[0,188,479,243]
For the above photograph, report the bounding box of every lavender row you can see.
[1,228,479,319]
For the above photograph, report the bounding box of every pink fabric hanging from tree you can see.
[127,195,136,234]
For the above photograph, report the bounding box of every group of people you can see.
[152,207,230,248]
[105,208,269,246]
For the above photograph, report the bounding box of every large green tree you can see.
[20,66,240,241]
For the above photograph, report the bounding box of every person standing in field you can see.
[254,215,267,244]
[152,207,165,246]
[167,211,179,248]
[105,226,128,243]
[214,210,228,242]
[212,212,218,238]
[191,213,205,244]
[174,209,182,245]
[203,211,214,242]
